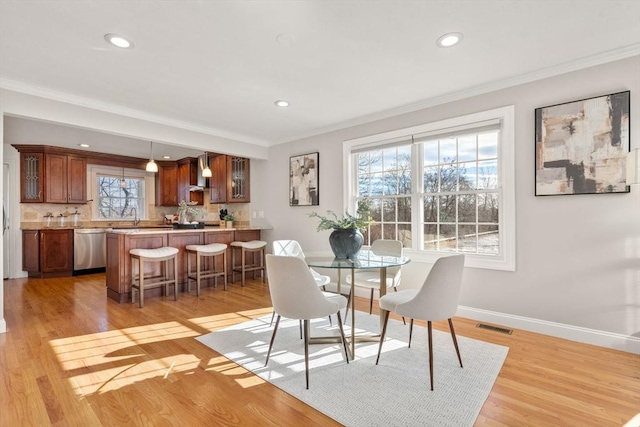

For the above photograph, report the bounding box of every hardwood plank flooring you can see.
[0,274,638,426]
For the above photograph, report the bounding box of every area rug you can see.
[196,312,509,427]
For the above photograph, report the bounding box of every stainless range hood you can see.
[189,155,207,191]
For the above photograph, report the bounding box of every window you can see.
[345,106,515,271]
[88,166,154,221]
[356,145,413,247]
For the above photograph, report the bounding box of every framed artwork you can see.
[290,152,319,206]
[535,91,630,196]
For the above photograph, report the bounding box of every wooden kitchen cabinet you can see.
[177,157,203,205]
[22,230,41,272]
[156,161,179,207]
[22,229,74,277]
[45,154,87,204]
[19,152,44,203]
[209,155,250,203]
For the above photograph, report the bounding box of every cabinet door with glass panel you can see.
[20,152,44,203]
[227,156,250,203]
[209,155,250,203]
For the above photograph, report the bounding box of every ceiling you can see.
[1,1,639,159]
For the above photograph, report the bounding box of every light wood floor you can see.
[1,274,638,427]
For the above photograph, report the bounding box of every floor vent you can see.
[476,323,513,335]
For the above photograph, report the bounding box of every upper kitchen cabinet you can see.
[209,155,250,204]
[19,152,44,203]
[17,146,87,204]
[45,154,87,204]
[156,161,179,207]
[177,157,203,205]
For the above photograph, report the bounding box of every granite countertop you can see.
[21,222,272,231]
[107,225,270,234]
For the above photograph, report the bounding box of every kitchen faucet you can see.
[132,207,140,226]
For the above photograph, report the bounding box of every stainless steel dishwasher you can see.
[74,228,109,273]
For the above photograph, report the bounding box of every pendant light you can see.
[146,141,158,172]
[120,166,127,188]
[202,151,212,177]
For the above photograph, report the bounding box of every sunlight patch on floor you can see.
[47,311,276,396]
[188,312,252,332]
[203,356,266,388]
[69,355,202,395]
[49,321,204,396]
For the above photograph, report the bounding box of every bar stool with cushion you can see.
[130,246,179,308]
[230,240,267,286]
[185,243,228,295]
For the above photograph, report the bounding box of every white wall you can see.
[254,56,640,353]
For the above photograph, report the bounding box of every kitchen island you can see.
[106,226,266,303]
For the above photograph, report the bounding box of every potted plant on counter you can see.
[223,213,235,228]
[309,198,374,259]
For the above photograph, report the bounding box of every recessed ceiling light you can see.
[162,155,171,159]
[274,100,290,107]
[436,32,463,48]
[104,33,134,49]
[78,143,90,148]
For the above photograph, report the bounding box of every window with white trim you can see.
[345,106,515,271]
[88,165,154,221]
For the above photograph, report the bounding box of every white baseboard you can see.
[0,318,6,334]
[457,306,640,355]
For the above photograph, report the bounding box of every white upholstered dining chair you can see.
[345,239,404,316]
[271,239,336,333]
[264,254,349,389]
[375,254,465,391]
[272,240,330,289]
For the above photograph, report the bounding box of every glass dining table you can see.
[306,249,410,359]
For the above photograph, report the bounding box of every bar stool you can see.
[185,243,228,295]
[130,246,179,308]
[230,240,267,286]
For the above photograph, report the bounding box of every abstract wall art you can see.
[289,152,319,206]
[535,91,630,196]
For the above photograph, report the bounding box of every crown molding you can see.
[0,79,270,147]
[275,44,640,145]
[2,44,638,148]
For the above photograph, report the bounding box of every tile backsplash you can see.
[20,189,250,227]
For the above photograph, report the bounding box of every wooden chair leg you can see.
[131,257,136,304]
[265,315,281,366]
[173,255,178,301]
[222,250,228,291]
[428,320,434,391]
[139,258,145,308]
[186,252,192,293]
[196,253,202,296]
[344,290,352,324]
[336,311,349,363]
[231,246,236,283]
[369,288,374,314]
[408,319,414,348]
[304,319,310,389]
[241,248,246,287]
[448,318,463,368]
[376,310,390,365]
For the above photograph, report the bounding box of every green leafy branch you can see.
[309,198,374,231]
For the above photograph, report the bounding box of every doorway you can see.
[3,163,9,279]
